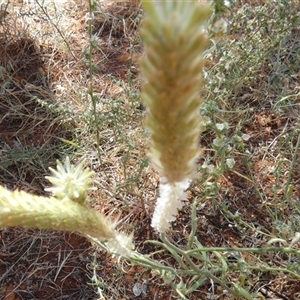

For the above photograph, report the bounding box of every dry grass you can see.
[0,228,96,299]
[1,0,300,299]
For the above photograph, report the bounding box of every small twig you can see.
[33,0,77,60]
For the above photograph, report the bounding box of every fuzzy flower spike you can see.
[0,158,133,257]
[140,1,210,233]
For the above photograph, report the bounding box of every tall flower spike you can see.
[140,1,210,232]
[0,185,115,240]
[0,186,133,257]
[0,157,134,257]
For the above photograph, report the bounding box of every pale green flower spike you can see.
[0,185,115,240]
[45,157,94,204]
[0,158,134,257]
[140,1,211,232]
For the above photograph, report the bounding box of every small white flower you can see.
[201,162,215,174]
[212,18,228,34]
[242,133,251,141]
[151,179,190,233]
[226,158,235,169]
[216,122,228,131]
[90,34,98,42]
[216,123,224,131]
[45,157,94,204]
[213,137,225,148]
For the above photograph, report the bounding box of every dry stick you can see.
[283,122,300,201]
[86,0,109,180]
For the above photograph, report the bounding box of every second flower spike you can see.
[140,1,211,232]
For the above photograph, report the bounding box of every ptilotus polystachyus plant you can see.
[140,1,211,233]
[0,158,133,257]
[0,186,115,238]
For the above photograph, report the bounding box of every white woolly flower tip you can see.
[151,179,190,233]
[45,157,95,203]
[105,233,134,258]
